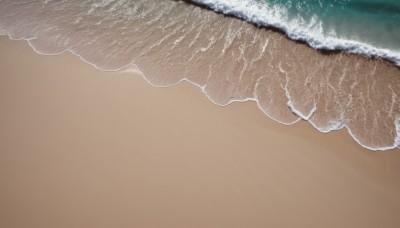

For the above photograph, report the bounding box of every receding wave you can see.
[0,0,399,150]
[191,0,400,66]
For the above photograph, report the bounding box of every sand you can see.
[0,36,400,227]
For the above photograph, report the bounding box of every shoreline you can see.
[1,0,399,150]
[1,35,400,227]
[2,33,398,151]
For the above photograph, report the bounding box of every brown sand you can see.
[0,36,400,227]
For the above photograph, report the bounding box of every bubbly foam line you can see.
[191,0,400,66]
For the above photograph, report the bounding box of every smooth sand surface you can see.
[1,36,400,227]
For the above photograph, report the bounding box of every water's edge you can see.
[1,0,399,151]
[2,33,398,152]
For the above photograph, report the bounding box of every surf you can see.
[191,0,400,66]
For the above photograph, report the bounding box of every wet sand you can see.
[1,36,400,227]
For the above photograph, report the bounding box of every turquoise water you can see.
[270,0,400,49]
[193,0,400,64]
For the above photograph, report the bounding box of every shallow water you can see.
[0,0,399,150]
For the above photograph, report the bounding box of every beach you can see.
[1,0,400,150]
[1,36,400,227]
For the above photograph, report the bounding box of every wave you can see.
[191,0,400,66]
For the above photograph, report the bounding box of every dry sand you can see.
[1,36,400,227]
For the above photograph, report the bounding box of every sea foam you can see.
[192,0,400,66]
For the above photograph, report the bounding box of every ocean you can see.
[0,0,399,150]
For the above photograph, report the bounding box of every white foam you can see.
[192,0,400,66]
